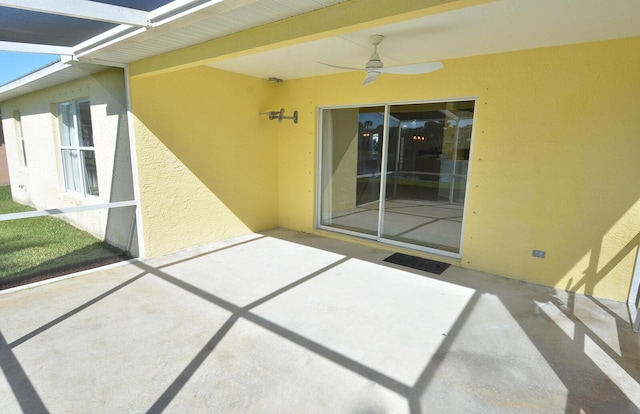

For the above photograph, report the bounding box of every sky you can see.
[0,52,60,86]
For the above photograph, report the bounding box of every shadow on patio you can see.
[0,228,638,413]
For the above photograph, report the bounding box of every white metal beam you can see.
[149,0,224,26]
[72,24,137,54]
[123,65,147,258]
[0,0,149,27]
[0,41,73,55]
[74,27,147,59]
[0,201,137,221]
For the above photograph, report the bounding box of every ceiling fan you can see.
[320,34,443,85]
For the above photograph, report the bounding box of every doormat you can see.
[383,253,450,275]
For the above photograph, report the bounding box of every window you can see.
[58,99,99,196]
[13,110,27,167]
[319,100,475,256]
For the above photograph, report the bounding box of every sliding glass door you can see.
[319,100,475,256]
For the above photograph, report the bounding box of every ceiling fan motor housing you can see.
[366,53,383,70]
[366,34,385,71]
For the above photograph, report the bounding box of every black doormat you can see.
[383,253,450,275]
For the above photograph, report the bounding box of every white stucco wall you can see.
[0,68,137,254]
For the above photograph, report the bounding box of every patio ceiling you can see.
[207,0,640,81]
[1,0,639,101]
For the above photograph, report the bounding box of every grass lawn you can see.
[0,186,130,289]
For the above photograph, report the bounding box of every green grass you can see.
[0,186,129,288]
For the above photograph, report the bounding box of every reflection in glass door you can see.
[319,106,385,237]
[319,100,475,256]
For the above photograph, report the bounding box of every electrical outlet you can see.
[532,250,546,258]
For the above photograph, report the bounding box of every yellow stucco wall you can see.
[129,31,640,301]
[270,36,640,301]
[130,66,279,257]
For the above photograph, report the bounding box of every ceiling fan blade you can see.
[362,72,379,85]
[318,62,363,71]
[378,61,444,75]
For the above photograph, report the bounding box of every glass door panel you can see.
[380,102,474,253]
[319,106,385,236]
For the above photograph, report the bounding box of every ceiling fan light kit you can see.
[320,34,443,85]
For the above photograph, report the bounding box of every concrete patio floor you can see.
[1,228,639,413]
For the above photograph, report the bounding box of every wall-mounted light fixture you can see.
[261,108,298,124]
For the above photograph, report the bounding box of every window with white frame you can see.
[58,99,99,196]
[13,110,27,167]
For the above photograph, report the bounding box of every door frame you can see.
[316,97,478,259]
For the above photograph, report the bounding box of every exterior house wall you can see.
[274,36,640,301]
[130,66,279,257]
[0,68,137,254]
[0,120,9,185]
[129,35,640,301]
